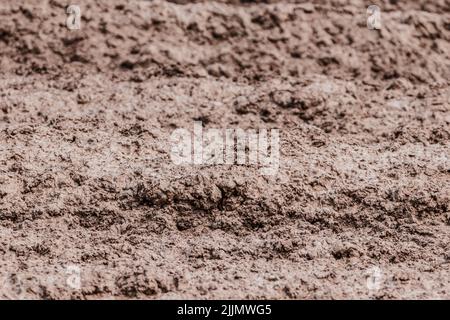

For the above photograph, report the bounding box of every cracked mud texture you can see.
[0,0,449,299]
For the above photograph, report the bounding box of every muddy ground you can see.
[0,0,449,299]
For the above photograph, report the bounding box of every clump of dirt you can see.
[0,0,449,299]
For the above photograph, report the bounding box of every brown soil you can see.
[0,0,449,299]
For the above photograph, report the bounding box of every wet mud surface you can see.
[0,0,449,299]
